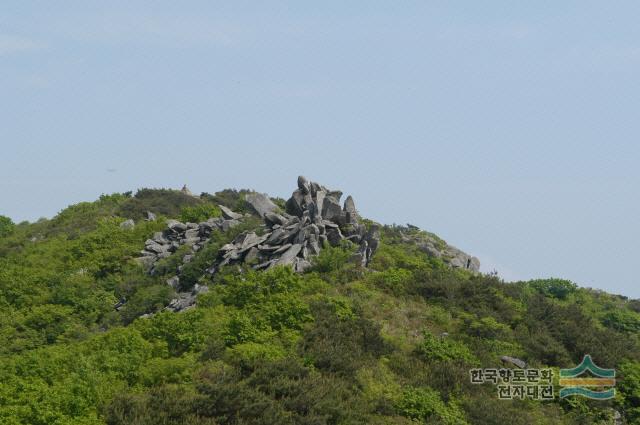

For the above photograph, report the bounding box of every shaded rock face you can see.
[244,192,277,217]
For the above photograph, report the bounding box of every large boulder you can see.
[297,175,311,194]
[285,190,305,216]
[321,196,343,222]
[219,205,243,220]
[343,196,358,222]
[501,356,526,369]
[276,244,302,266]
[245,192,278,217]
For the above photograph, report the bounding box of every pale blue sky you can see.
[1,2,639,297]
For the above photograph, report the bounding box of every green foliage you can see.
[70,218,164,278]
[135,310,211,356]
[527,278,578,300]
[179,204,221,223]
[216,266,304,308]
[396,387,468,425]
[138,355,197,386]
[212,267,313,348]
[106,384,216,425]
[618,361,640,423]
[310,240,357,275]
[107,358,373,425]
[367,267,414,295]
[601,308,640,333]
[200,188,252,214]
[462,395,568,425]
[301,298,389,375]
[223,311,274,346]
[0,190,638,424]
[0,215,15,237]
[417,331,478,364]
[226,341,287,369]
[116,188,200,220]
[44,193,131,238]
[461,314,511,339]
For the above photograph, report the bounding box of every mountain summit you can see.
[0,176,637,425]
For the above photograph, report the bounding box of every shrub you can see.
[527,278,577,299]
[136,310,211,356]
[396,387,468,425]
[618,361,640,423]
[179,204,221,223]
[601,309,640,333]
[462,395,566,425]
[311,240,357,274]
[462,315,511,339]
[106,385,216,425]
[224,311,274,346]
[417,331,477,364]
[200,188,252,213]
[117,188,200,220]
[368,267,413,295]
[301,299,389,375]
[119,284,174,324]
[0,215,15,237]
[226,342,287,370]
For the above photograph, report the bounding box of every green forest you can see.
[0,188,639,425]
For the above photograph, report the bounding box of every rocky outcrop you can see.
[132,176,483,317]
[137,216,242,274]
[136,215,243,313]
[213,176,380,273]
[136,176,381,313]
[398,228,480,272]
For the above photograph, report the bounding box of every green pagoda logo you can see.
[559,355,616,400]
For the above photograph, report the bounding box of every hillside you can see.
[0,177,639,425]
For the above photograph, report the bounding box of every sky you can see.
[1,1,639,297]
